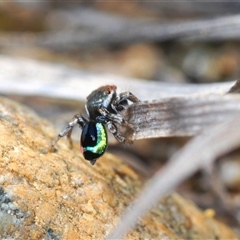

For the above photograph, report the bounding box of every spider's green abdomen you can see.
[81,122,107,165]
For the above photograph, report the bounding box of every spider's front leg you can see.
[105,121,132,144]
[112,91,139,112]
[99,106,133,129]
[46,114,85,153]
[96,115,132,144]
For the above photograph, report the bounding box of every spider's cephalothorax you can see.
[47,85,139,165]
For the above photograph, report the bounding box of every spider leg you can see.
[112,91,139,112]
[106,121,125,143]
[118,91,139,103]
[46,114,85,153]
[99,106,133,129]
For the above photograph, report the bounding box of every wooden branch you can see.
[0,55,235,102]
[126,94,240,140]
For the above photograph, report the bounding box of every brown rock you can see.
[0,96,238,239]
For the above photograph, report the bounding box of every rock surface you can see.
[0,96,238,239]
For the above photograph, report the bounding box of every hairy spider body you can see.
[47,85,139,165]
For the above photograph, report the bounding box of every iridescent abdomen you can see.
[81,122,107,164]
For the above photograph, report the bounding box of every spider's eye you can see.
[105,90,111,95]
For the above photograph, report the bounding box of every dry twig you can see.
[126,94,240,139]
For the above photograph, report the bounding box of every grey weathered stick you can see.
[108,115,240,239]
[126,94,240,140]
[0,55,235,101]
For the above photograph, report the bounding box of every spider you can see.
[47,85,139,165]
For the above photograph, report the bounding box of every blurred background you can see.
[1,1,240,83]
[1,1,240,233]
